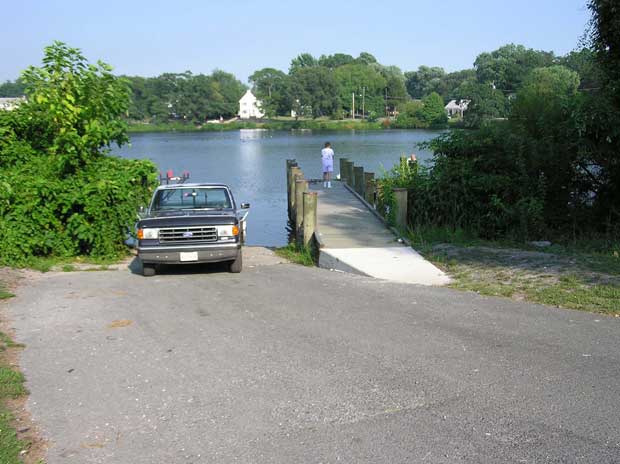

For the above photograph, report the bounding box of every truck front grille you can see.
[159,226,217,243]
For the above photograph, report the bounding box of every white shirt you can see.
[321,147,334,160]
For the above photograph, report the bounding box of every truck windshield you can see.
[151,187,232,211]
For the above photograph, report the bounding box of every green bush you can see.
[0,42,157,266]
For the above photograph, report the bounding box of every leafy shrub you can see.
[0,42,157,266]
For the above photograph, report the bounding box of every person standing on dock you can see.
[321,142,334,188]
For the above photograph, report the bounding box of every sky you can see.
[0,0,591,83]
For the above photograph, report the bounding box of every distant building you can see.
[445,99,470,118]
[0,96,26,111]
[238,90,264,119]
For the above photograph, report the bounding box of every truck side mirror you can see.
[137,206,147,219]
[240,203,250,209]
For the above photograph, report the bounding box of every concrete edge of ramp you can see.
[318,247,451,286]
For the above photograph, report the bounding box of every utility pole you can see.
[385,88,388,117]
[362,87,365,120]
[352,92,355,120]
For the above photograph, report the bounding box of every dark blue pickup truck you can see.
[136,183,249,276]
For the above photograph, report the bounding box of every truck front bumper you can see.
[138,242,240,264]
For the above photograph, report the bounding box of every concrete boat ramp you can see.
[310,181,450,286]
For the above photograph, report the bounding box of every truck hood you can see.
[138,210,237,228]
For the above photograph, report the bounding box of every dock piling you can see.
[302,191,318,246]
[295,179,308,243]
[286,159,297,220]
[291,169,303,220]
[354,166,364,196]
[339,158,349,183]
[344,161,354,187]
[393,187,408,230]
[364,172,375,205]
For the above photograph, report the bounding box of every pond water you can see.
[113,129,441,246]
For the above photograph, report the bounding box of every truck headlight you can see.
[137,228,159,240]
[217,225,239,239]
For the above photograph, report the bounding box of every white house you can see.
[238,90,264,119]
[445,99,470,118]
[0,96,26,111]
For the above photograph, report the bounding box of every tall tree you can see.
[289,66,339,118]
[474,44,555,93]
[289,53,317,74]
[249,68,291,116]
[318,53,355,69]
[405,66,445,99]
[334,64,387,116]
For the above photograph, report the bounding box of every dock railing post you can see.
[393,187,408,230]
[291,169,303,220]
[364,172,375,205]
[295,179,308,243]
[339,158,349,183]
[354,166,364,196]
[345,161,354,187]
[286,160,297,220]
[302,191,318,247]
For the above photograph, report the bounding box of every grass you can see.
[0,289,29,463]
[275,243,316,266]
[12,254,124,273]
[407,225,620,315]
[127,118,386,133]
[0,286,13,300]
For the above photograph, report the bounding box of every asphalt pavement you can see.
[5,247,620,463]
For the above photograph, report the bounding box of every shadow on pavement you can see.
[128,257,230,276]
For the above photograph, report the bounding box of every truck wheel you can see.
[142,264,156,277]
[229,251,242,273]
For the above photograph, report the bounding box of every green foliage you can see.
[0,79,26,97]
[289,67,340,118]
[125,70,246,122]
[17,41,131,172]
[334,64,387,116]
[0,42,158,266]
[249,68,291,117]
[457,81,508,128]
[405,66,446,99]
[0,330,28,464]
[474,44,555,93]
[289,53,318,74]
[392,100,425,128]
[419,92,448,126]
[275,243,316,266]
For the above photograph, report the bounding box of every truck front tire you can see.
[228,251,242,273]
[142,264,156,277]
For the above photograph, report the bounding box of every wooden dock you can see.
[308,181,450,286]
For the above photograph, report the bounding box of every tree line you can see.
[0,44,602,130]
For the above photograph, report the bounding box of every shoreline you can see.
[126,119,457,134]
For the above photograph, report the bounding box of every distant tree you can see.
[334,64,387,116]
[405,66,445,99]
[318,53,355,69]
[443,69,477,100]
[289,53,317,74]
[418,92,448,126]
[457,81,508,128]
[0,79,26,97]
[512,66,580,131]
[249,68,291,117]
[289,66,339,117]
[392,100,424,128]
[559,48,602,90]
[356,52,378,65]
[474,44,555,93]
